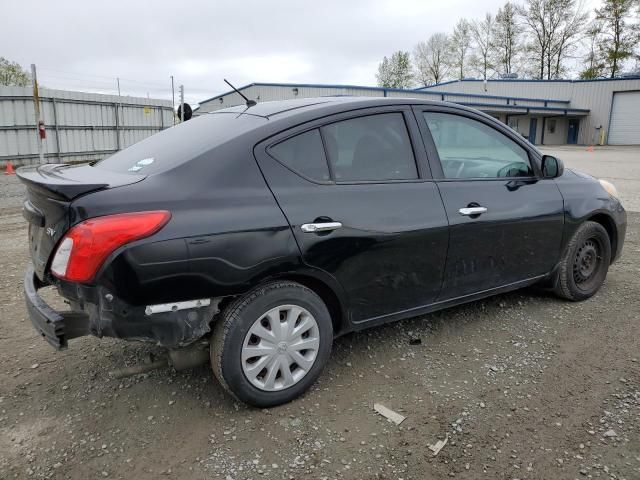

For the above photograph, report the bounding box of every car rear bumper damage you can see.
[24,264,219,350]
[24,266,90,349]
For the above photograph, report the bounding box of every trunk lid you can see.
[18,163,144,280]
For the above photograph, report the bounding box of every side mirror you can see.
[541,155,564,178]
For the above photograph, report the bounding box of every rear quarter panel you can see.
[69,138,303,306]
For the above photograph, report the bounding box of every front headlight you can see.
[599,179,619,199]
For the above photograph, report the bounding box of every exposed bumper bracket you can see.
[24,265,90,349]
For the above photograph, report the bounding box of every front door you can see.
[567,119,579,144]
[255,107,449,323]
[528,118,538,144]
[415,107,564,300]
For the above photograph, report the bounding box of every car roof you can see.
[211,96,446,119]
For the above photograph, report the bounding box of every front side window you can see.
[424,112,533,179]
[269,129,330,181]
[321,113,418,182]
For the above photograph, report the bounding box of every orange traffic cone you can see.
[4,162,15,175]
[587,145,594,152]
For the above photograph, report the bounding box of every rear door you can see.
[414,106,564,300]
[254,106,449,324]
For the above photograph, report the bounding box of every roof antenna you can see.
[224,79,257,107]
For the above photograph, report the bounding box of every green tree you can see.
[594,0,637,77]
[376,51,414,89]
[0,57,30,86]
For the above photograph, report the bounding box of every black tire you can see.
[210,281,333,407]
[554,221,611,301]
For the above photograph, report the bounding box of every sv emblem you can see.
[46,227,56,237]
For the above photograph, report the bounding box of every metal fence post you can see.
[31,64,45,164]
[114,102,121,151]
[51,98,62,160]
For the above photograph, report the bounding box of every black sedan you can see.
[19,97,626,406]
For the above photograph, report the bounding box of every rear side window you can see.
[424,112,533,179]
[269,129,330,181]
[95,113,266,175]
[321,113,418,182]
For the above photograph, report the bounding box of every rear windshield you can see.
[94,113,266,175]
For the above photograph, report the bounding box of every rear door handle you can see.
[459,206,488,216]
[301,222,343,233]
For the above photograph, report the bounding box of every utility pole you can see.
[179,85,184,123]
[117,77,121,97]
[31,64,45,165]
[171,76,175,125]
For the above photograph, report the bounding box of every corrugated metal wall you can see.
[0,86,174,168]
[196,79,640,145]
[197,83,572,114]
[421,79,640,144]
[423,80,576,101]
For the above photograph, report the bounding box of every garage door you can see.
[609,91,640,145]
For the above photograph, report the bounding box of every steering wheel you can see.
[497,162,525,178]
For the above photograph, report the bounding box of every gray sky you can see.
[3,0,601,106]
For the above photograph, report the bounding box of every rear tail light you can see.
[50,211,171,283]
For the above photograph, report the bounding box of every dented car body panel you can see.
[19,97,626,349]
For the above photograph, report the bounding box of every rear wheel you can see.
[554,221,611,301]
[210,281,333,407]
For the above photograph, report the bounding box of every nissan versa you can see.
[19,97,626,406]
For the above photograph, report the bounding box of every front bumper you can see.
[24,265,90,349]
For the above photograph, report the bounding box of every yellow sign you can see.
[143,106,151,115]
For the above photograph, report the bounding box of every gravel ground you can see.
[1,149,639,479]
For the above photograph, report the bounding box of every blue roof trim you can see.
[459,101,589,113]
[418,76,640,89]
[198,81,421,104]
[420,89,570,104]
[198,81,573,107]
[415,80,459,89]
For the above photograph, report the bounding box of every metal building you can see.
[195,77,640,146]
[0,86,174,168]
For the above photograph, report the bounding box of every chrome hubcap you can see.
[241,304,320,392]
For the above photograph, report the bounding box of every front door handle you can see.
[301,222,343,233]
[459,206,488,216]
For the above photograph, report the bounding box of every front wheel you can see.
[554,221,611,301]
[210,281,333,407]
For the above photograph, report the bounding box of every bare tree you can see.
[519,0,588,79]
[376,51,414,89]
[414,33,451,86]
[493,2,522,76]
[449,19,473,79]
[550,0,589,78]
[595,0,638,77]
[580,21,607,78]
[0,57,30,87]
[470,14,496,80]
